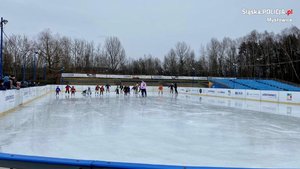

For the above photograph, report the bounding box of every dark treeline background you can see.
[2,26,300,83]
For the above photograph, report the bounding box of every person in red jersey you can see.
[71,86,76,96]
[65,84,71,94]
[158,84,163,95]
[95,85,100,95]
[100,85,105,95]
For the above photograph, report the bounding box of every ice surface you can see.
[1,92,300,168]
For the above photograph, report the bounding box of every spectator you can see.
[3,74,9,83]
[3,74,11,89]
[0,79,6,90]
[16,82,21,90]
[10,75,18,89]
[21,81,29,88]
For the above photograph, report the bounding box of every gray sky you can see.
[1,0,299,59]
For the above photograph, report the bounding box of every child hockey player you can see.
[115,86,120,95]
[174,82,178,94]
[105,83,111,93]
[169,83,174,94]
[56,86,61,95]
[87,87,92,95]
[134,83,139,94]
[82,89,87,96]
[158,84,163,95]
[95,85,100,95]
[100,85,105,95]
[120,84,124,94]
[124,86,130,96]
[65,84,71,94]
[71,86,76,96]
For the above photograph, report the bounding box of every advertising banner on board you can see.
[23,88,32,103]
[261,90,279,102]
[232,89,246,99]
[245,90,261,100]
[4,90,15,111]
[215,89,229,97]
[278,91,300,104]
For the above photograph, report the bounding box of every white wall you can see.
[0,86,50,114]
[183,87,300,104]
[1,85,299,116]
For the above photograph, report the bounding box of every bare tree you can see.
[4,34,32,77]
[163,49,178,75]
[2,26,300,83]
[103,37,126,72]
[175,42,191,75]
[207,38,220,76]
[37,30,61,73]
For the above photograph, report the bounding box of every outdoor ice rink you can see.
[1,91,300,168]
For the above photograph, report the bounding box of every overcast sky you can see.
[1,0,299,59]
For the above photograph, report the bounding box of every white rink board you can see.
[245,90,261,100]
[1,85,300,115]
[0,86,50,114]
[278,91,300,104]
[260,90,279,102]
[197,88,300,104]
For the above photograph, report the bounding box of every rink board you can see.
[0,86,50,115]
[197,88,300,104]
[0,153,258,169]
[1,85,300,117]
[1,85,300,169]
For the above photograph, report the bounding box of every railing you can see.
[0,153,255,169]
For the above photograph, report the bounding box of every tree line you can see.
[2,26,300,83]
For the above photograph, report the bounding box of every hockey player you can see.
[82,89,87,96]
[174,82,178,94]
[65,84,71,94]
[55,86,61,95]
[71,86,76,96]
[124,86,130,96]
[169,83,174,94]
[95,85,100,95]
[158,84,163,95]
[87,87,92,95]
[134,83,139,94]
[105,83,111,93]
[115,86,120,95]
[132,86,137,94]
[100,85,105,95]
[120,84,124,94]
[140,81,147,97]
